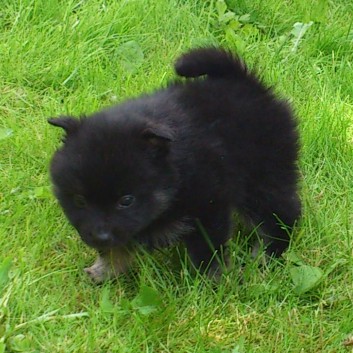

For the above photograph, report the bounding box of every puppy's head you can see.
[49,107,177,250]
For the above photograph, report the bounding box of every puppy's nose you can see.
[95,232,111,242]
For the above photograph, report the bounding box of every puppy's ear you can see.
[141,126,175,151]
[48,116,80,135]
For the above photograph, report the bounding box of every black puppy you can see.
[49,48,300,281]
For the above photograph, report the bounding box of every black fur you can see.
[49,48,300,275]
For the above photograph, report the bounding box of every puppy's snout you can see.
[90,225,113,243]
[95,231,111,242]
[88,227,127,246]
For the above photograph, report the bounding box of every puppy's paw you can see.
[84,257,110,283]
[84,248,134,283]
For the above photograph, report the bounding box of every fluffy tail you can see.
[174,47,248,79]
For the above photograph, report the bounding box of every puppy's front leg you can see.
[183,205,231,278]
[84,247,134,283]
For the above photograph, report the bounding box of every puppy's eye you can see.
[73,195,87,208]
[117,195,135,209]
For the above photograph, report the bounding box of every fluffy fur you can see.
[49,47,301,281]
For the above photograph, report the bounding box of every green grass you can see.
[1,0,353,351]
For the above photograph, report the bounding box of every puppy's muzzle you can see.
[84,228,130,249]
[96,232,111,242]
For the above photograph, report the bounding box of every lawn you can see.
[1,0,353,352]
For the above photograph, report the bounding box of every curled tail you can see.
[174,47,248,79]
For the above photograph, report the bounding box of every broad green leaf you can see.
[238,14,251,23]
[285,251,306,266]
[131,285,162,316]
[116,41,144,73]
[290,21,313,52]
[220,11,236,24]
[28,186,52,200]
[290,265,324,295]
[216,0,227,18]
[135,305,158,316]
[7,334,34,352]
[227,19,241,31]
[291,22,313,38]
[0,128,13,141]
[240,24,260,37]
